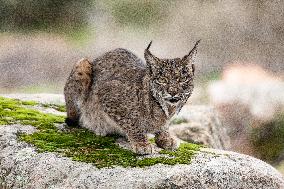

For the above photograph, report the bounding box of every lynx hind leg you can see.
[65,101,79,127]
[73,58,93,92]
[64,58,93,127]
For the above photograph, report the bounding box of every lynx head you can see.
[144,40,200,117]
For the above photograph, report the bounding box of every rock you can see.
[1,124,284,189]
[170,105,230,150]
[1,94,284,188]
[208,64,284,158]
[208,64,284,121]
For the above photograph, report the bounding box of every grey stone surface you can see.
[1,124,284,189]
[0,93,65,105]
[170,105,230,150]
[28,105,66,116]
[208,76,284,121]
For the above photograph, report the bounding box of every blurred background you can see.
[0,0,284,173]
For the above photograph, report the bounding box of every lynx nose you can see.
[168,87,177,97]
[165,87,180,104]
[169,96,181,103]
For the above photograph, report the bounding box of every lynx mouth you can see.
[164,97,181,104]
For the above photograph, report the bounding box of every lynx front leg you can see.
[155,130,178,151]
[129,134,153,155]
[124,128,153,155]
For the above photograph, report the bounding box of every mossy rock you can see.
[171,117,188,125]
[250,114,284,163]
[0,97,200,168]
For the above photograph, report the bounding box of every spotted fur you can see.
[64,41,200,154]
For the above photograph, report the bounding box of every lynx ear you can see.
[182,40,200,75]
[144,41,160,73]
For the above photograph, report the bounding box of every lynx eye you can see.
[157,77,168,84]
[179,76,188,82]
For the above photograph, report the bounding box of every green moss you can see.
[149,138,155,144]
[21,100,38,106]
[0,97,64,129]
[196,70,221,85]
[110,1,170,29]
[171,117,188,125]
[42,103,66,112]
[250,114,284,162]
[0,96,201,168]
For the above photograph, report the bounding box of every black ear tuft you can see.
[144,40,158,64]
[187,40,201,58]
[192,64,195,76]
[182,40,201,65]
[193,40,201,50]
[146,41,153,51]
[144,41,161,74]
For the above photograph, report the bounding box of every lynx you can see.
[64,41,200,154]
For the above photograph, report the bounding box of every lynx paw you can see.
[131,141,153,155]
[155,135,178,151]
